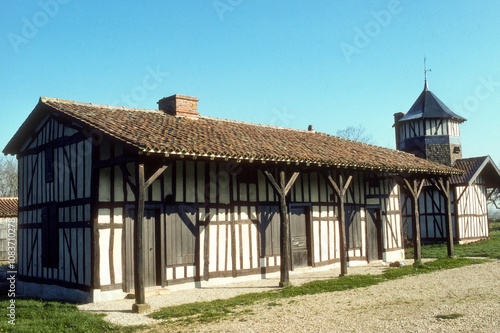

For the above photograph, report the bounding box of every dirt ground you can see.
[79,259,500,332]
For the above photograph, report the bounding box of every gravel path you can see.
[79,259,500,332]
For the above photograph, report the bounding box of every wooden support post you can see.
[132,162,169,313]
[338,182,348,276]
[278,170,290,286]
[262,167,300,287]
[444,179,454,258]
[322,170,352,276]
[399,177,424,263]
[434,177,454,258]
[410,192,421,262]
[132,163,148,313]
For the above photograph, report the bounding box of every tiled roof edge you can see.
[41,97,162,114]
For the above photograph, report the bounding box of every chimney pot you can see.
[158,94,199,117]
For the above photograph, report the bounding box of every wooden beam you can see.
[133,163,146,307]
[129,162,169,311]
[321,170,353,276]
[396,177,425,262]
[262,167,300,287]
[119,163,136,193]
[262,169,283,196]
[323,171,341,196]
[337,173,348,276]
[441,178,454,258]
[283,171,300,196]
[278,169,291,286]
[455,184,469,204]
[144,164,169,189]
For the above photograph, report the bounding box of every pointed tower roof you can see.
[398,81,467,123]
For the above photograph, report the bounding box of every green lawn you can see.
[406,220,500,259]
[0,298,142,333]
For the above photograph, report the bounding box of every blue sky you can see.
[1,0,499,164]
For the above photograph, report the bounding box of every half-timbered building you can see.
[395,80,500,245]
[4,94,460,303]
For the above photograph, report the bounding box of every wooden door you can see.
[366,208,382,262]
[289,206,310,269]
[143,209,161,287]
[124,208,162,291]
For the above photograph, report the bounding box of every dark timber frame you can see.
[262,167,300,287]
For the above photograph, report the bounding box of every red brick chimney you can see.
[158,94,199,117]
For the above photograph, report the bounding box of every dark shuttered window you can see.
[42,206,59,268]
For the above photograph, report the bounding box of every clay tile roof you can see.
[451,156,500,187]
[5,97,463,176]
[0,198,18,217]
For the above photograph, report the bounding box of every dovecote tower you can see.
[394,79,467,166]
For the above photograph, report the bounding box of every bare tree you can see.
[488,188,500,210]
[0,156,18,197]
[336,125,374,144]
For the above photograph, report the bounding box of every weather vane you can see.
[424,57,431,87]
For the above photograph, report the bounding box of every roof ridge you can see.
[41,97,162,114]
[198,114,326,134]
[198,115,387,148]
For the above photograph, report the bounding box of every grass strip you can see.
[405,220,500,259]
[0,299,143,333]
[149,257,485,326]
[436,313,464,320]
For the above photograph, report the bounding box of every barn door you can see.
[124,208,162,292]
[366,208,382,262]
[289,206,311,269]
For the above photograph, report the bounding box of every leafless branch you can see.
[336,125,374,144]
